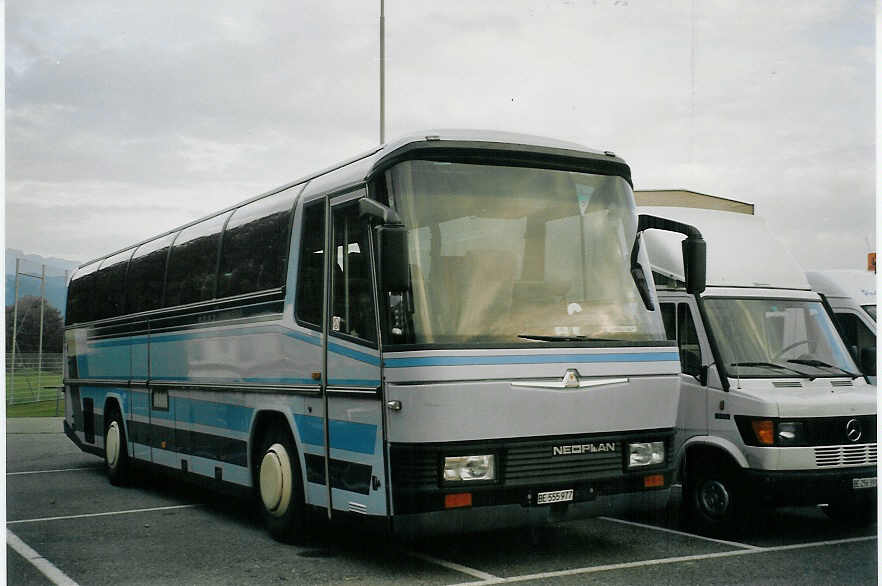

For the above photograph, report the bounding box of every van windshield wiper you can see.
[786,359,860,379]
[729,361,813,378]
[518,334,625,342]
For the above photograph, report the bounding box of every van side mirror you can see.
[860,346,876,376]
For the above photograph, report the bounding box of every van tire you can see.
[256,423,307,543]
[684,459,746,535]
[104,406,130,486]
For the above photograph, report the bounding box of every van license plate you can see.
[536,489,574,505]
[853,477,876,489]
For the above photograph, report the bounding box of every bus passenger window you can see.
[677,303,702,378]
[165,213,231,307]
[331,204,376,343]
[218,189,296,298]
[295,203,324,328]
[126,233,176,314]
[67,262,100,324]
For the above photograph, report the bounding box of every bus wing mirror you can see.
[682,236,706,295]
[377,225,409,292]
[636,214,707,295]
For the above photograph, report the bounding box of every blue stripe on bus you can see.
[293,414,376,455]
[327,342,381,366]
[383,352,681,368]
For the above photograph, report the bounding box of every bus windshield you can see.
[702,297,860,378]
[385,160,664,344]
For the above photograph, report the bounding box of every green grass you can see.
[6,371,63,405]
[6,398,66,418]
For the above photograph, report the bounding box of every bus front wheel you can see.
[257,424,306,543]
[104,406,130,486]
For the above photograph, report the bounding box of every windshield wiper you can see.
[786,359,860,379]
[729,361,814,378]
[518,334,625,342]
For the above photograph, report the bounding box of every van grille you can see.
[830,380,854,387]
[814,444,877,467]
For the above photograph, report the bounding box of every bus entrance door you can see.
[321,193,388,518]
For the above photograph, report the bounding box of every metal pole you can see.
[10,258,21,405]
[38,264,46,401]
[380,0,385,144]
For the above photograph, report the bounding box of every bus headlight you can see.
[443,455,496,482]
[627,441,665,468]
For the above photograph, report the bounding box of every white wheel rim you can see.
[106,421,120,469]
[259,443,292,518]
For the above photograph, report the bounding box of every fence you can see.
[6,353,64,405]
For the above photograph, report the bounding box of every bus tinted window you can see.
[296,202,324,327]
[126,233,176,314]
[218,190,295,298]
[165,212,231,307]
[67,262,100,324]
[94,250,134,319]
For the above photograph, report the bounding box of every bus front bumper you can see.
[391,487,671,538]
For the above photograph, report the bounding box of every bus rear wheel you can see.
[257,424,306,543]
[104,406,130,486]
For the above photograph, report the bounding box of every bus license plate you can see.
[536,489,574,505]
[853,477,876,489]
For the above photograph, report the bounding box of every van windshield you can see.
[703,298,860,378]
[385,160,665,345]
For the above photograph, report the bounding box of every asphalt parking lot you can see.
[7,419,878,585]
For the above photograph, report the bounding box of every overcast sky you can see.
[5,0,876,272]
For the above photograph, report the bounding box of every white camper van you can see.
[806,269,876,382]
[640,206,876,533]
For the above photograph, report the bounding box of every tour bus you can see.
[640,205,877,533]
[805,269,876,382]
[63,130,707,541]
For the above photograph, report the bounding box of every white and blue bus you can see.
[63,130,706,540]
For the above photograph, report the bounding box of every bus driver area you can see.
[7,420,877,585]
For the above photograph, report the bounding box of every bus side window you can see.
[330,204,376,343]
[660,303,676,341]
[677,303,702,378]
[67,262,100,324]
[126,233,176,314]
[295,202,325,328]
[165,212,231,307]
[93,250,133,320]
[217,189,296,298]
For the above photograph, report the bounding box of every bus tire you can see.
[257,424,306,543]
[104,405,130,486]
[684,459,745,535]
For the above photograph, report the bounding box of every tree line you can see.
[5,296,64,353]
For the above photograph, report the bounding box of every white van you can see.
[640,206,877,533]
[806,269,876,382]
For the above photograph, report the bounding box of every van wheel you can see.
[824,495,876,526]
[104,406,130,486]
[685,460,745,535]
[257,424,306,543]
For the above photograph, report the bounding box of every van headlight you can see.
[627,441,665,468]
[443,455,496,482]
[777,421,805,445]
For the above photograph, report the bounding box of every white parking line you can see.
[598,516,762,550]
[7,529,81,586]
[408,551,501,581]
[8,466,101,476]
[445,535,877,585]
[7,504,202,525]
